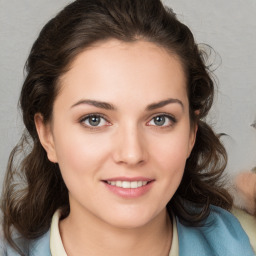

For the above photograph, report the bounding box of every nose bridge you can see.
[113,122,147,166]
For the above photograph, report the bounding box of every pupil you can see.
[89,116,100,126]
[154,116,165,126]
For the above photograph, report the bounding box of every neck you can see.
[59,206,172,256]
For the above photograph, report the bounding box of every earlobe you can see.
[34,113,58,163]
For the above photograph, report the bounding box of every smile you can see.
[102,177,154,198]
[106,181,149,189]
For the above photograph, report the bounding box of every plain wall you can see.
[1,0,256,188]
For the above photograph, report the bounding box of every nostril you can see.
[251,122,256,129]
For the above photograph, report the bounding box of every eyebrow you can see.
[71,99,116,110]
[71,98,184,111]
[146,98,184,111]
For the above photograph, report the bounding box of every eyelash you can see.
[146,113,177,128]
[79,114,111,130]
[79,113,177,129]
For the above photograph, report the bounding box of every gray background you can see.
[1,0,256,189]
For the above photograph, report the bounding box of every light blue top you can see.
[1,205,255,256]
[176,205,255,256]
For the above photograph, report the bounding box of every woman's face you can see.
[36,39,196,228]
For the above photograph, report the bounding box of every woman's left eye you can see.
[80,115,109,127]
[147,115,176,127]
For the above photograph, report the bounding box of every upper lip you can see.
[102,177,154,182]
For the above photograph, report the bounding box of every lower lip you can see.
[103,181,154,198]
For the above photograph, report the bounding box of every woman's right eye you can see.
[80,114,110,128]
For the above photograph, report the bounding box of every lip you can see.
[103,176,153,182]
[102,177,155,198]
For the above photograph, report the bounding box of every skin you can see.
[35,40,197,256]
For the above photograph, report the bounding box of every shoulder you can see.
[232,207,256,253]
[176,205,254,256]
[2,230,51,256]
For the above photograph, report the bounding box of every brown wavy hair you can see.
[1,0,232,253]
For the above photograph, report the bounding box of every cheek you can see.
[149,130,191,196]
[146,134,189,206]
[151,132,191,171]
[53,125,111,177]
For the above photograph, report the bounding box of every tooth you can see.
[131,181,138,188]
[116,181,122,187]
[122,181,131,188]
[107,180,150,188]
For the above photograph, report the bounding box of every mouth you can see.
[102,177,154,198]
[103,180,151,189]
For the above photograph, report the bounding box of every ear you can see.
[187,121,198,158]
[34,113,58,163]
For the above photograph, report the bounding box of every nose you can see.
[112,125,148,167]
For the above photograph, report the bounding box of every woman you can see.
[1,0,254,255]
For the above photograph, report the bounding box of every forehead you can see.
[56,39,188,109]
